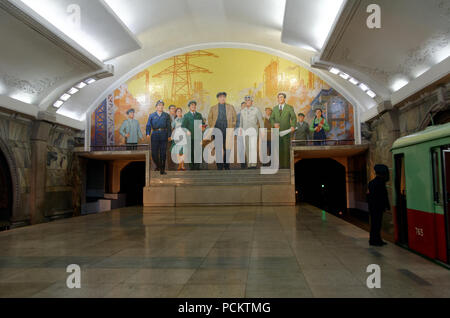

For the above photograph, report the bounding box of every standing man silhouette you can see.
[367,164,390,246]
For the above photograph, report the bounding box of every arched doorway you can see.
[295,158,347,215]
[120,162,145,206]
[431,109,450,125]
[0,148,13,223]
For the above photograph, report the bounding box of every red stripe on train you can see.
[404,208,447,263]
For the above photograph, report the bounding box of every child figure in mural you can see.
[171,108,186,171]
[119,108,144,150]
[310,108,330,145]
[294,113,310,145]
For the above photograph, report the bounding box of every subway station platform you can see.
[0,203,448,298]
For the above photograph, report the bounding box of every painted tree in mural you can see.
[152,50,218,106]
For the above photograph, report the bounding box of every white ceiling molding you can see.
[10,0,142,62]
[282,0,346,52]
[391,56,450,106]
[315,0,450,120]
[0,94,39,117]
[81,42,370,128]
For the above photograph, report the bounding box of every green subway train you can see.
[391,123,450,265]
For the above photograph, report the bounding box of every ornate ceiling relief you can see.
[3,74,62,95]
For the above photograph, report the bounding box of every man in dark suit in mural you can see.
[207,92,237,170]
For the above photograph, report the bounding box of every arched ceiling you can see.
[0,0,449,130]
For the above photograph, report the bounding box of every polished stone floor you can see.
[0,203,449,298]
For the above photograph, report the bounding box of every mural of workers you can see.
[90,48,356,168]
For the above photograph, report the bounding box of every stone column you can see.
[29,120,51,224]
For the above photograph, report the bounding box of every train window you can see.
[431,149,442,204]
[399,157,406,196]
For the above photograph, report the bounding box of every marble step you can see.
[150,169,291,185]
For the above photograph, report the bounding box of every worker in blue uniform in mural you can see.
[146,100,171,175]
[119,108,144,150]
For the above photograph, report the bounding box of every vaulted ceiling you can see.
[0,0,448,130]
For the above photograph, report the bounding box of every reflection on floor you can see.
[0,203,449,298]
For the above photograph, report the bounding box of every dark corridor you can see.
[120,162,145,206]
[295,158,347,216]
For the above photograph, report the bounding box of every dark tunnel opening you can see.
[120,161,146,206]
[295,158,347,216]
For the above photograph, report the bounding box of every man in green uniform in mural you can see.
[270,93,296,169]
[119,108,144,150]
[182,100,205,170]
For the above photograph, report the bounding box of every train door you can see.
[394,154,408,246]
[441,148,450,263]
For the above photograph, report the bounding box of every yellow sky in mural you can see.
[125,48,325,111]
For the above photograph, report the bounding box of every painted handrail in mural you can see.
[89,144,150,151]
[291,139,355,146]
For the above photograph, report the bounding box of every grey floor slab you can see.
[0,203,448,298]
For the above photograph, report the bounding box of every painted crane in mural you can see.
[152,50,219,104]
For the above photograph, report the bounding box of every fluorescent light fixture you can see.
[282,0,345,51]
[10,92,33,104]
[349,77,359,85]
[60,93,71,101]
[329,67,340,75]
[56,107,83,121]
[391,78,409,92]
[53,100,64,108]
[18,0,110,61]
[68,87,79,95]
[339,72,350,80]
[310,0,346,50]
[85,78,96,85]
[366,90,376,98]
[75,82,87,89]
[359,83,369,92]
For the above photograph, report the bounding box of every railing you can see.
[291,139,355,147]
[89,144,150,152]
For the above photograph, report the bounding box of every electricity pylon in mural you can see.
[152,50,218,103]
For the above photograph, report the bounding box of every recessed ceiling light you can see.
[349,77,359,85]
[367,90,376,98]
[339,73,350,80]
[60,93,71,101]
[75,82,87,89]
[359,83,369,92]
[53,100,64,108]
[85,78,96,85]
[329,67,340,75]
[68,87,79,95]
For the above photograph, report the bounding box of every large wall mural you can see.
[90,48,354,146]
